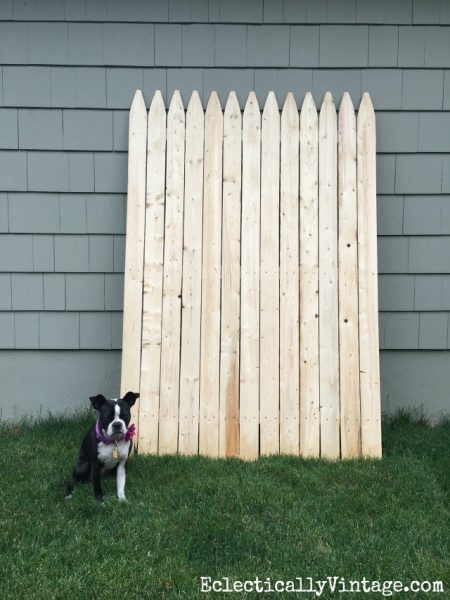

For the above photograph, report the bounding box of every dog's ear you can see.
[89,394,107,410]
[122,391,139,407]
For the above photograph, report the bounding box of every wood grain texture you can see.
[120,90,147,443]
[280,92,300,455]
[220,91,241,457]
[240,91,261,460]
[158,90,185,455]
[199,92,223,457]
[260,91,280,456]
[338,92,361,458]
[299,92,320,458]
[125,89,380,461]
[357,92,382,458]
[179,91,204,455]
[318,92,340,459]
[139,90,165,454]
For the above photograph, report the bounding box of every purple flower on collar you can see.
[95,420,136,444]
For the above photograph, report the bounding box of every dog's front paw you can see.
[117,494,127,502]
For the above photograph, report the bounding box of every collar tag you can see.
[112,443,120,460]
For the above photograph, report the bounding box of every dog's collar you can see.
[95,420,136,444]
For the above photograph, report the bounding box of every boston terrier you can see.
[65,391,139,502]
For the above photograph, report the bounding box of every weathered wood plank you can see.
[260,91,280,456]
[280,92,300,455]
[158,90,185,455]
[318,92,340,459]
[357,92,382,458]
[199,91,223,457]
[179,91,204,455]
[120,89,147,443]
[299,92,320,458]
[338,92,361,458]
[219,91,241,458]
[240,91,261,460]
[139,90,166,455]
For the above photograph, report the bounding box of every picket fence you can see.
[120,89,381,459]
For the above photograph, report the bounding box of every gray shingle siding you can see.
[0,0,449,416]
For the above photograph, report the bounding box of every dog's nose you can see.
[112,422,122,431]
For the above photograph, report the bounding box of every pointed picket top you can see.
[205,90,222,116]
[300,91,317,129]
[357,92,376,135]
[224,90,240,120]
[319,91,335,119]
[130,89,146,114]
[263,90,279,117]
[148,89,165,117]
[338,92,356,153]
[129,89,147,148]
[339,91,354,115]
[243,91,261,146]
[302,90,316,109]
[319,92,336,144]
[187,89,203,116]
[168,89,184,114]
[282,91,298,116]
[357,92,376,174]
[147,91,165,146]
[244,91,260,117]
[359,91,375,115]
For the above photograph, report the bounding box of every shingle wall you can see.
[0,0,449,416]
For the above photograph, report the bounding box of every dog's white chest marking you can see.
[97,439,130,469]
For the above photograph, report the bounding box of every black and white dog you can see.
[65,391,139,502]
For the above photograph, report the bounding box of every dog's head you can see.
[89,391,139,439]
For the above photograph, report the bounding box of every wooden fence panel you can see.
[122,89,381,460]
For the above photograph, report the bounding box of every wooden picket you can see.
[318,92,340,459]
[220,91,241,457]
[199,92,223,456]
[338,93,361,458]
[121,89,382,459]
[120,90,147,438]
[240,92,261,460]
[260,92,280,455]
[178,91,204,455]
[280,92,300,455]
[138,90,166,454]
[299,92,320,457]
[158,91,185,455]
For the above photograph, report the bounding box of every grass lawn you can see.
[0,411,449,599]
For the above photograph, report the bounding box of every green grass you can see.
[0,411,449,599]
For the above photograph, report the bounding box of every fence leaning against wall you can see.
[120,88,381,460]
